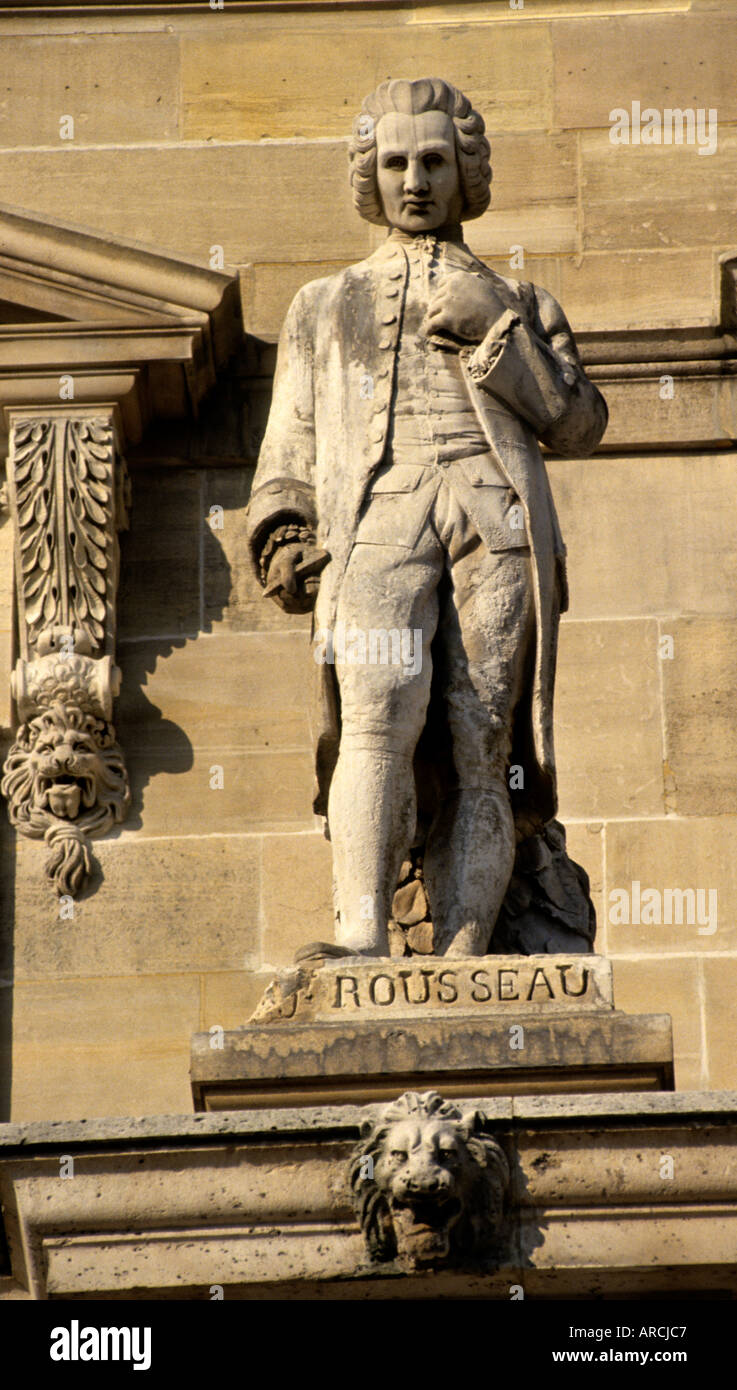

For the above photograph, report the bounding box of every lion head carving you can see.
[1,701,130,896]
[349,1090,510,1270]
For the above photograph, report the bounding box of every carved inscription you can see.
[331,961,591,1012]
[249,954,612,1025]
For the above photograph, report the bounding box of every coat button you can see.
[381,313,397,325]
[379,337,393,349]
[562,369,576,387]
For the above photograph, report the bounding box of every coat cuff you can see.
[246,477,318,578]
[467,311,576,436]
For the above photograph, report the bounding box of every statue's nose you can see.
[45,744,74,773]
[406,1167,442,1194]
[405,159,429,193]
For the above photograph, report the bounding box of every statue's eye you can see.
[423,153,444,169]
[439,1147,459,1163]
[390,1150,407,1163]
[384,156,406,171]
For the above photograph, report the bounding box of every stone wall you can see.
[1,0,736,1119]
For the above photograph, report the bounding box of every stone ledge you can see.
[1,1091,736,1299]
[191,1010,674,1110]
[1,1088,735,1154]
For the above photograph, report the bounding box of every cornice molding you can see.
[1,1093,737,1299]
[0,202,243,449]
[0,1,450,14]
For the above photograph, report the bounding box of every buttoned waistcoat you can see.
[247,236,608,818]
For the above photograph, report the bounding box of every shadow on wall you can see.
[512,1142,548,1282]
[113,467,236,832]
[0,770,16,1121]
[112,340,276,835]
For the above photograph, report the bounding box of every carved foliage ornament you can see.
[14,417,116,649]
[349,1090,510,1271]
[1,417,130,896]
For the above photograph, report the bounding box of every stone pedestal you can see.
[190,955,674,1111]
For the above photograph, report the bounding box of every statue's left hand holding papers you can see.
[423,271,508,347]
[263,543,328,614]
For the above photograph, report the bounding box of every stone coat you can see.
[247,235,608,820]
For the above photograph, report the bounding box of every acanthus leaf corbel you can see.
[1,410,130,896]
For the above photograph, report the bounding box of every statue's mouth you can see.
[38,773,96,819]
[392,1195,461,1232]
[391,1196,462,1266]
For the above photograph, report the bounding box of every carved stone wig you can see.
[348,77,492,226]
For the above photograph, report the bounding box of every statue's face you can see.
[375,109,463,234]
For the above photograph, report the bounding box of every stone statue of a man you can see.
[247,77,607,959]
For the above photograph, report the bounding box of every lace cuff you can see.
[257,521,316,587]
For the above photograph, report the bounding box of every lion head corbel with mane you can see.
[2,663,130,898]
[349,1090,510,1271]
